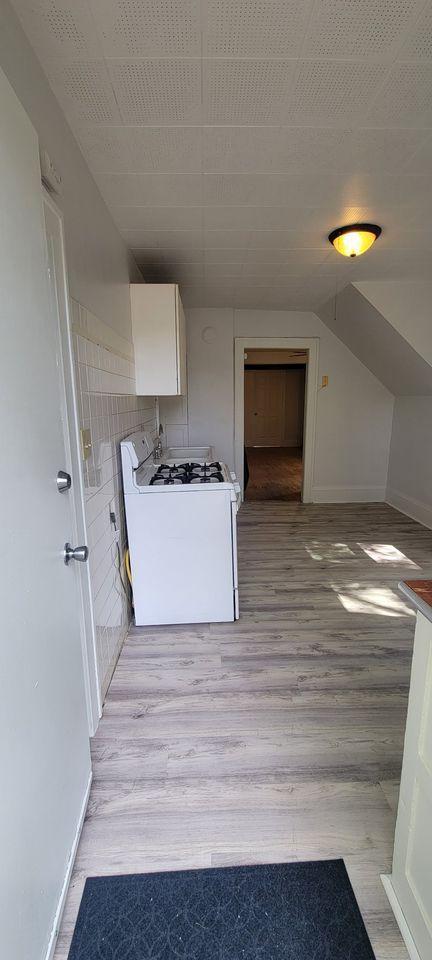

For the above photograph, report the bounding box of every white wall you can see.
[0,2,158,698]
[71,301,157,697]
[0,0,141,337]
[387,398,432,530]
[186,308,394,501]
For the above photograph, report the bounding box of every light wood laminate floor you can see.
[55,502,432,960]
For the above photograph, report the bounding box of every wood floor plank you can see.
[54,502,432,960]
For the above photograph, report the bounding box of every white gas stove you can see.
[121,431,240,625]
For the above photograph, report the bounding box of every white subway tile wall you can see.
[70,298,157,698]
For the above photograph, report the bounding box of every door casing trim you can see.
[234,337,319,502]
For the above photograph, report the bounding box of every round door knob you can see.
[57,470,71,493]
[64,542,89,565]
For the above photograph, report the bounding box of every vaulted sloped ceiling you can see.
[9,0,432,310]
[319,282,432,396]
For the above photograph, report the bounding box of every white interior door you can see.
[43,195,100,733]
[0,68,91,960]
[244,369,286,445]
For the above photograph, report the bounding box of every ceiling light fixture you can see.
[328,222,382,258]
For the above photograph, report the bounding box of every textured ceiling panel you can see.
[399,3,432,60]
[202,173,350,207]
[111,206,203,230]
[203,0,313,58]
[288,61,388,122]
[74,126,203,172]
[204,262,244,278]
[203,229,253,248]
[344,128,428,172]
[90,0,201,58]
[204,248,251,263]
[367,63,432,125]
[11,0,432,310]
[109,60,202,123]
[47,61,121,121]
[248,229,329,250]
[12,0,103,59]
[204,60,296,123]
[203,174,294,206]
[95,172,203,205]
[203,126,354,173]
[122,228,204,249]
[202,206,325,231]
[302,0,425,60]
[401,135,432,172]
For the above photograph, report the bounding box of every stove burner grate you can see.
[151,461,225,485]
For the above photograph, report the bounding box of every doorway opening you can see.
[234,338,318,503]
[244,349,306,501]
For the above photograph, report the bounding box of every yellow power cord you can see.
[125,548,132,585]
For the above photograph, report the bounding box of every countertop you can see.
[398,579,432,624]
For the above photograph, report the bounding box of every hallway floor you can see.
[245,446,302,500]
[55,502,432,959]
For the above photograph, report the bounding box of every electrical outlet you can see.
[109,499,117,527]
[109,501,120,543]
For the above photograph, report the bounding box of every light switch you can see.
[80,428,92,461]
[321,375,329,388]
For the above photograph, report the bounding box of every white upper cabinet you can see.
[130,283,187,396]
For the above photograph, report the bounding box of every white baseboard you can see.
[44,771,92,960]
[386,487,432,531]
[312,485,386,503]
[381,875,422,960]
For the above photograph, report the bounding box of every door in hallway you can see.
[0,68,91,960]
[244,369,286,445]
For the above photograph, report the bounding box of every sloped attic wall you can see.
[319,283,432,396]
[319,282,432,528]
[355,281,432,369]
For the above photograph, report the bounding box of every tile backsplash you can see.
[70,298,157,699]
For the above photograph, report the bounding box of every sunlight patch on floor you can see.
[331,584,416,617]
[358,543,420,568]
[305,542,357,563]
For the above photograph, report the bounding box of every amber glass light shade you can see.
[328,223,381,258]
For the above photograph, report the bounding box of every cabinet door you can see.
[131,284,179,395]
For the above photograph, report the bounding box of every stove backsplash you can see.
[70,297,157,698]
